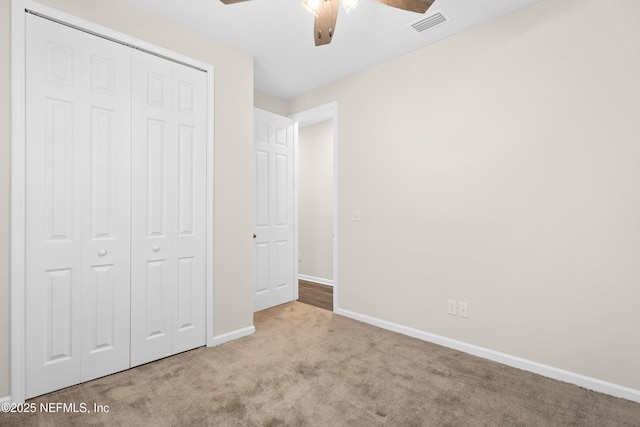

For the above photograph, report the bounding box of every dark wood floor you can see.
[298,279,333,311]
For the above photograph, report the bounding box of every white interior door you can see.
[253,108,296,311]
[25,14,132,397]
[130,50,207,366]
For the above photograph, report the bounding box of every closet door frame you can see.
[10,0,216,403]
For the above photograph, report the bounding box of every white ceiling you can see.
[124,0,540,99]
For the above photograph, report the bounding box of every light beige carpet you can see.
[2,301,639,426]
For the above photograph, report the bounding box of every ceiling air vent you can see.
[409,10,450,34]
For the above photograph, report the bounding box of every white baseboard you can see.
[1,395,11,404]
[335,308,640,404]
[298,274,333,287]
[209,325,256,347]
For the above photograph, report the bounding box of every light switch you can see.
[351,209,361,222]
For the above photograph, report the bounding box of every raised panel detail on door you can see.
[90,107,115,238]
[276,126,288,147]
[253,108,295,312]
[255,150,270,228]
[178,81,195,114]
[275,153,289,227]
[146,118,169,237]
[255,243,270,295]
[44,269,73,363]
[90,55,115,95]
[147,72,167,108]
[46,42,74,85]
[275,241,291,290]
[177,257,195,330]
[178,125,196,235]
[88,264,116,353]
[46,99,75,240]
[145,260,170,339]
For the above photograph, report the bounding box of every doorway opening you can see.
[291,103,338,312]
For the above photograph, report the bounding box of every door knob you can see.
[98,249,107,257]
[153,246,161,252]
[253,233,257,239]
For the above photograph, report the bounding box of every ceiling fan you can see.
[220,0,435,46]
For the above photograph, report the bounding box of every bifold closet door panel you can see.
[26,14,83,398]
[25,14,132,398]
[130,51,207,367]
[131,51,175,366]
[171,63,207,354]
[79,27,133,383]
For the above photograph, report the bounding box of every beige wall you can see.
[1,0,255,398]
[1,0,11,400]
[254,90,290,117]
[299,120,334,281]
[290,0,640,391]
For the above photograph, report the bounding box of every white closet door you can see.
[25,12,208,396]
[131,51,207,366]
[25,14,132,397]
[80,27,132,382]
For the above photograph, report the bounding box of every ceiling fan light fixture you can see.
[302,0,321,16]
[340,0,362,14]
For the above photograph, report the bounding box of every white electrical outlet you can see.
[447,300,457,315]
[351,209,361,222]
[458,302,468,318]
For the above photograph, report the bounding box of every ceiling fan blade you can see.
[219,0,251,4]
[314,0,339,46]
[376,0,435,14]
